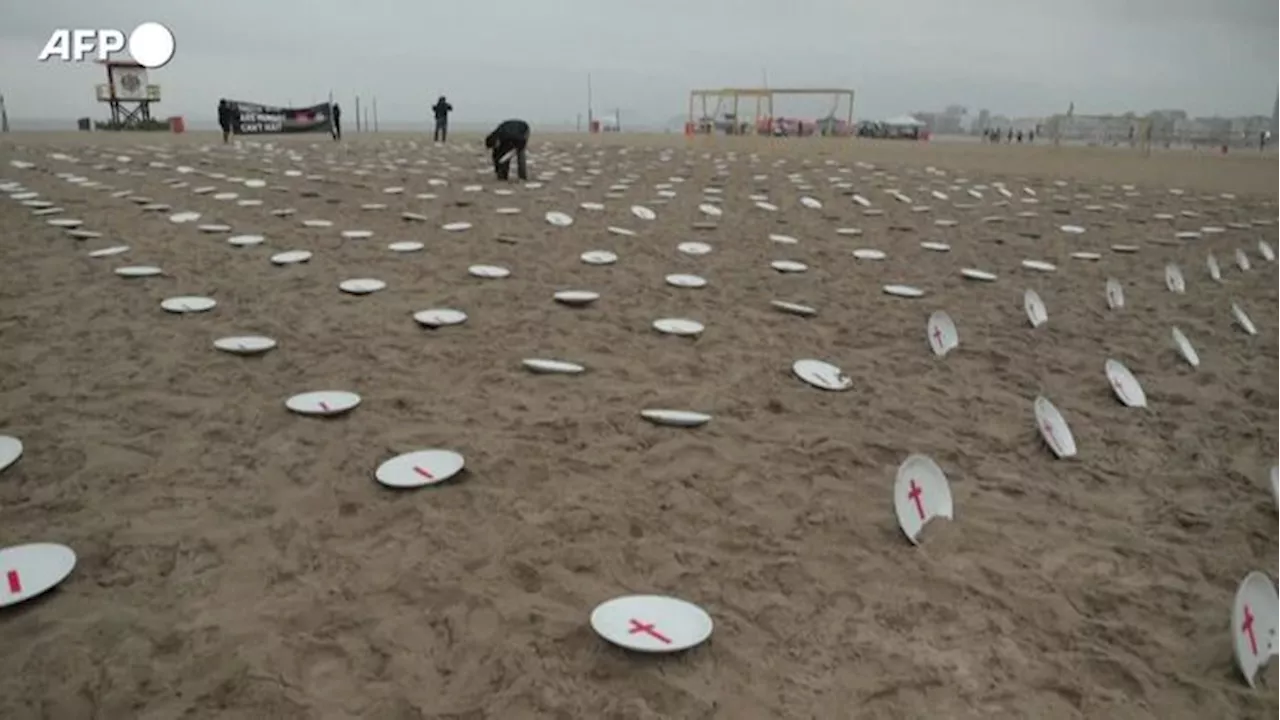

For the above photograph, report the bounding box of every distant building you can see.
[910,105,967,135]
[974,109,991,134]
[1272,96,1278,136]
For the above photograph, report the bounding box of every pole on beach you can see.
[355,96,362,132]
[372,97,379,133]
[587,73,594,132]
[0,93,8,133]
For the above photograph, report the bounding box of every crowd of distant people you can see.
[983,127,1035,144]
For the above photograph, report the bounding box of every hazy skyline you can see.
[1,0,1275,128]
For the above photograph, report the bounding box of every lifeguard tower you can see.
[94,59,161,128]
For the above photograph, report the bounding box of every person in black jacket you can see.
[431,96,452,142]
[484,119,530,181]
[331,103,342,141]
[217,99,232,143]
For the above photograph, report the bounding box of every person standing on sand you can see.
[484,119,530,181]
[432,96,453,142]
[331,103,342,141]
[217,99,232,143]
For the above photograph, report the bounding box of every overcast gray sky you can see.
[1,0,1275,128]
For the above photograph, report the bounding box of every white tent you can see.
[883,114,925,128]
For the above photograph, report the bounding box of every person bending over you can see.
[484,119,530,181]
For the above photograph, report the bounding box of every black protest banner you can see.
[229,101,333,135]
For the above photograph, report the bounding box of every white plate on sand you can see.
[920,242,951,252]
[401,212,428,222]
[443,221,472,232]
[607,226,637,237]
[755,201,779,212]
[960,268,997,282]
[698,203,723,217]
[1231,302,1257,336]
[339,278,386,295]
[1034,395,1077,459]
[853,249,886,261]
[66,229,103,240]
[653,318,704,337]
[46,218,83,228]
[554,290,599,306]
[1060,224,1086,234]
[228,234,265,247]
[1232,571,1280,688]
[581,250,617,265]
[388,241,424,252]
[1111,244,1140,254]
[545,211,574,227]
[1258,241,1275,262]
[769,233,798,245]
[666,273,707,289]
[771,260,807,273]
[1207,254,1223,282]
[677,242,712,255]
[285,390,360,416]
[1024,289,1048,328]
[1105,278,1125,310]
[376,449,465,488]
[114,266,162,278]
[1070,252,1102,261]
[413,309,467,327]
[1171,327,1199,368]
[0,436,22,473]
[341,229,373,239]
[1165,263,1185,294]
[1104,359,1146,408]
[213,336,277,355]
[580,202,605,211]
[88,245,129,258]
[522,358,586,375]
[793,359,852,391]
[927,311,958,357]
[469,265,510,279]
[630,205,656,220]
[591,594,713,653]
[303,219,334,228]
[271,250,312,265]
[161,296,216,314]
[771,300,817,317]
[0,543,77,608]
[197,224,232,234]
[1235,249,1251,272]
[1022,259,1057,273]
[894,454,954,545]
[800,196,823,209]
[169,211,201,224]
[883,284,924,298]
[640,409,711,428]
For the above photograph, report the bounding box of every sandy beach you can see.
[0,131,1275,720]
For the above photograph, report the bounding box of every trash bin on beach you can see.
[168,116,185,133]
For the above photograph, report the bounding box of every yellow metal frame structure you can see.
[687,87,855,136]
